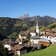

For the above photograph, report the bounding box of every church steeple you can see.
[36,22,39,33]
[36,22,40,37]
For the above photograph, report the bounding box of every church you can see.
[30,22,50,49]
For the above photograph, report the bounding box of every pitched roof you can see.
[45,29,52,32]
[19,31,30,36]
[12,45,27,51]
[45,32,56,37]
[3,39,12,44]
[12,45,23,51]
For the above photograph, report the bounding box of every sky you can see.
[0,0,56,18]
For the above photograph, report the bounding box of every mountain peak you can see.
[19,13,29,19]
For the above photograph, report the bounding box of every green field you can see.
[21,44,56,56]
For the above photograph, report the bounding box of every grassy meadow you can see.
[21,44,56,56]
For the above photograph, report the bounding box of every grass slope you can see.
[21,45,56,56]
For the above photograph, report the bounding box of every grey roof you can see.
[31,36,40,39]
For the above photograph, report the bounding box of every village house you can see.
[30,30,36,37]
[16,31,30,45]
[3,39,12,51]
[52,28,56,33]
[3,39,12,45]
[19,31,29,40]
[40,28,56,37]
[4,44,12,51]
[45,29,52,34]
[43,28,56,38]
[40,28,56,44]
[12,45,27,55]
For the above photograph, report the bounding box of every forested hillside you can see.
[0,16,56,40]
